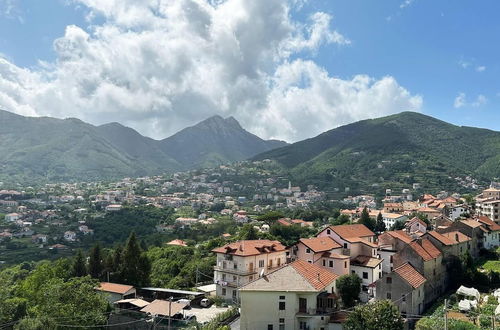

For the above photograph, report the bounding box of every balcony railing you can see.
[296,308,334,316]
[214,266,257,275]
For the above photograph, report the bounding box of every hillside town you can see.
[1,160,499,329]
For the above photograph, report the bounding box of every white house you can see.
[5,213,20,222]
[63,231,77,242]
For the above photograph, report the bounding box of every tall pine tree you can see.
[72,249,87,277]
[359,207,376,231]
[374,212,386,234]
[88,243,103,279]
[120,232,150,286]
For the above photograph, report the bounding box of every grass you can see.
[481,260,500,272]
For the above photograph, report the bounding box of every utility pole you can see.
[196,265,199,286]
[168,296,173,330]
[445,299,450,329]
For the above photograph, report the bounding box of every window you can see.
[327,229,331,235]
[279,296,285,300]
[343,243,348,249]
[363,272,368,279]
[222,274,226,280]
[222,288,226,296]
[268,325,273,330]
[329,260,333,268]
[233,290,237,299]
[344,261,347,268]
[233,263,237,269]
[249,276,253,281]
[401,294,406,302]
[299,321,307,329]
[279,326,284,330]
[322,259,326,266]
[233,275,237,282]
[279,301,286,310]
[308,260,312,264]
[351,270,355,274]
[379,272,382,279]
[279,318,285,323]
[387,292,392,299]
[386,277,392,284]
[269,260,273,268]
[390,255,393,263]
[306,248,311,253]
[277,258,281,266]
[259,260,265,268]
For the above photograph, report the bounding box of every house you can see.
[450,205,468,220]
[382,213,408,230]
[416,207,442,219]
[405,217,427,235]
[5,213,20,222]
[392,238,444,307]
[383,203,404,213]
[167,239,188,247]
[317,224,379,300]
[97,282,136,304]
[239,260,339,330]
[105,204,122,212]
[63,231,77,242]
[424,231,471,260]
[476,216,500,249]
[212,240,287,302]
[175,217,198,228]
[378,230,414,273]
[293,237,350,276]
[31,234,48,244]
[376,263,426,319]
[438,220,485,257]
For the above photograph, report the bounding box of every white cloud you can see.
[453,92,487,109]
[454,93,466,108]
[476,65,486,72]
[400,0,415,9]
[0,0,422,142]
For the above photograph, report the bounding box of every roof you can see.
[427,231,455,246]
[140,299,187,317]
[97,282,135,295]
[477,216,500,231]
[240,260,338,292]
[409,239,441,261]
[384,230,413,244]
[322,252,350,259]
[460,220,483,228]
[196,284,216,293]
[394,263,426,288]
[212,240,287,256]
[350,255,382,268]
[344,236,378,247]
[114,298,150,308]
[167,239,188,247]
[406,217,427,228]
[299,237,341,252]
[442,231,471,243]
[140,287,205,296]
[327,224,375,238]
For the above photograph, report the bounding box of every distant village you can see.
[1,161,499,329]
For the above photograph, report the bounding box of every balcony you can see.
[296,308,334,317]
[214,265,257,276]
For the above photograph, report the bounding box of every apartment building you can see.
[212,240,287,302]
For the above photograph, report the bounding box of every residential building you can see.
[476,199,500,223]
[405,217,427,235]
[293,236,350,276]
[239,260,338,330]
[438,220,485,257]
[63,230,77,242]
[378,230,414,273]
[212,240,287,302]
[4,213,20,222]
[376,263,426,318]
[97,282,136,303]
[476,216,500,249]
[105,204,122,212]
[382,213,408,230]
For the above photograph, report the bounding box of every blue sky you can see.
[0,0,498,141]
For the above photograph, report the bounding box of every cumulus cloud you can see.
[454,92,487,109]
[476,65,486,72]
[0,0,422,142]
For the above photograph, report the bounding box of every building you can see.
[63,231,77,242]
[97,282,136,303]
[376,263,426,317]
[4,213,20,222]
[212,240,287,302]
[378,230,414,274]
[476,216,500,249]
[292,237,350,276]
[105,204,122,212]
[239,260,338,330]
[405,217,427,235]
[438,220,485,257]
[382,213,408,230]
[476,199,500,223]
[167,239,188,247]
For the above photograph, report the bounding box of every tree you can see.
[374,212,386,234]
[72,249,87,277]
[238,224,258,240]
[345,300,404,330]
[359,207,376,231]
[88,243,103,279]
[256,211,284,225]
[390,220,406,231]
[120,232,150,287]
[336,274,361,307]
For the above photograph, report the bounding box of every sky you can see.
[0,0,498,143]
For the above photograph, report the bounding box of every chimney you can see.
[317,273,320,281]
[239,244,243,251]
[455,233,459,242]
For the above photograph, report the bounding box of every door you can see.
[299,298,307,313]
[249,262,254,272]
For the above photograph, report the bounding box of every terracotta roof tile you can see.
[409,239,441,261]
[98,282,135,294]
[350,255,382,268]
[386,230,414,244]
[299,237,341,252]
[477,216,500,231]
[328,224,375,238]
[460,219,483,228]
[212,240,287,256]
[394,263,426,288]
[427,231,455,246]
[322,252,350,259]
[290,260,339,290]
[442,231,471,243]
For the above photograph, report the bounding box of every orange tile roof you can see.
[409,239,441,261]
[386,230,414,244]
[442,231,471,243]
[350,255,382,268]
[328,224,375,238]
[167,239,187,246]
[322,252,350,259]
[477,216,500,231]
[427,231,455,246]
[290,259,339,290]
[299,237,341,252]
[460,219,483,228]
[212,240,287,256]
[277,219,292,226]
[98,282,135,294]
[394,263,426,288]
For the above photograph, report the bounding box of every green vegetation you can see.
[336,274,362,308]
[345,300,404,330]
[254,111,500,194]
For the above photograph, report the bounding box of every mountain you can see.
[253,112,500,193]
[0,110,286,182]
[159,115,287,169]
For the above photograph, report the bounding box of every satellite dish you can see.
[259,269,265,277]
